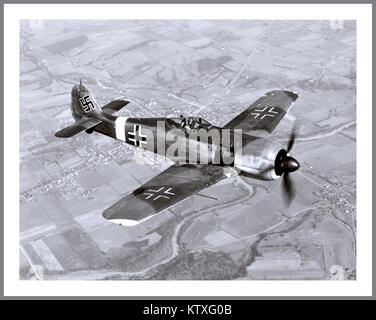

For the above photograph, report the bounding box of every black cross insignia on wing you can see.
[250,106,279,120]
[128,124,147,147]
[143,187,175,201]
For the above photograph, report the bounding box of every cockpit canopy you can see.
[180,116,211,131]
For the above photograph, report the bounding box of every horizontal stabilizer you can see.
[102,100,130,115]
[55,117,102,138]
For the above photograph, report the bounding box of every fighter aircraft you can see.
[55,81,300,226]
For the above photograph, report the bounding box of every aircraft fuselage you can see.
[90,111,282,181]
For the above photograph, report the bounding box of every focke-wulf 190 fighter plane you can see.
[55,81,300,226]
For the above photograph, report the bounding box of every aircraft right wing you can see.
[101,100,130,115]
[102,163,227,225]
[224,90,298,134]
[55,117,102,138]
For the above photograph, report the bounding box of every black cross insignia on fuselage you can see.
[79,95,95,113]
[250,106,279,120]
[128,124,147,147]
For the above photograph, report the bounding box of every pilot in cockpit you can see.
[180,115,210,135]
[180,115,187,129]
[179,115,191,134]
[180,115,196,134]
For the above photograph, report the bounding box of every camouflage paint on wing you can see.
[102,164,227,224]
[224,90,298,133]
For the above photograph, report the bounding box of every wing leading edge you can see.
[102,164,227,225]
[224,90,298,133]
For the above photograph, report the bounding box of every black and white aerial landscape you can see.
[19,20,356,280]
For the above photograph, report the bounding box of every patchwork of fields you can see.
[20,20,356,280]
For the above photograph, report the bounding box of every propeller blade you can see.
[282,173,296,207]
[286,123,297,153]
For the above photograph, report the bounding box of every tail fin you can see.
[56,81,132,139]
[70,80,101,121]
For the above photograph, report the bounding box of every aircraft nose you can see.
[284,156,300,173]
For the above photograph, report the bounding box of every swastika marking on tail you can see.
[79,95,95,113]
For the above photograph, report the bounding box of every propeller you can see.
[277,123,300,207]
[243,124,300,206]
[286,122,297,153]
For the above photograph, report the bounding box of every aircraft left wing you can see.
[55,117,102,138]
[102,164,227,225]
[224,90,298,133]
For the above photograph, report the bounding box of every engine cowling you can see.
[234,138,283,181]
